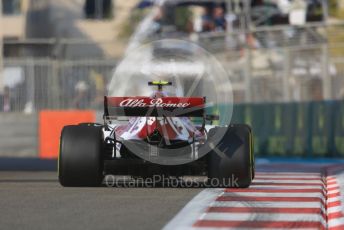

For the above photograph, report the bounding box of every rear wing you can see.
[104,96,205,118]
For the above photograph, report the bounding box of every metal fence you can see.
[1,47,343,112]
[2,59,116,112]
[196,43,344,103]
[2,23,344,112]
[198,23,344,103]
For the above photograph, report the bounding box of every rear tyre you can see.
[207,124,254,188]
[58,124,104,187]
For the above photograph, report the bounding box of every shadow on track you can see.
[0,157,57,171]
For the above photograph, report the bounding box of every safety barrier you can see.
[39,110,95,159]
[216,100,344,157]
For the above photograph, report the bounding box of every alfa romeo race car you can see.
[58,81,254,187]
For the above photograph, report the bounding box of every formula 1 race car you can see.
[58,81,254,187]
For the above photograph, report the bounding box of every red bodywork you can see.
[104,95,206,142]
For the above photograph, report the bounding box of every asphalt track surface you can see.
[0,171,202,230]
[1,158,344,230]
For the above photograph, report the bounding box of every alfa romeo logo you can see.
[119,98,191,108]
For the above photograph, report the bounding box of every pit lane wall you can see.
[0,100,343,158]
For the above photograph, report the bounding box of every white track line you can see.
[192,228,320,230]
[252,179,324,184]
[328,183,340,189]
[199,213,326,227]
[211,201,324,209]
[222,192,325,198]
[255,172,322,176]
[328,189,340,195]
[328,206,343,213]
[163,189,222,230]
[328,197,341,203]
[328,217,344,228]
[249,185,324,189]
[255,175,322,179]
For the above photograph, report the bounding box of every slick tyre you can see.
[207,124,254,188]
[58,125,104,187]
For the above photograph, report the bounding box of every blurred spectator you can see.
[246,33,261,49]
[213,6,226,31]
[277,0,291,15]
[71,81,91,109]
[175,7,194,33]
[152,7,164,33]
[0,86,14,112]
[90,71,105,109]
[201,7,213,32]
[289,0,307,25]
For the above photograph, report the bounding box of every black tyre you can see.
[207,124,254,188]
[58,124,104,187]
